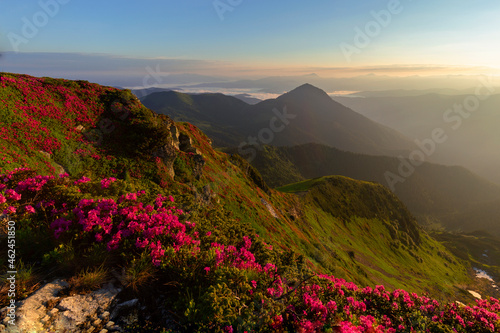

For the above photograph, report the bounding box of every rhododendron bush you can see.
[0,73,169,180]
[1,168,499,332]
[0,74,114,173]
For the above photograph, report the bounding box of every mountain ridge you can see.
[142,83,417,157]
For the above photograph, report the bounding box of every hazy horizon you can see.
[1,0,500,86]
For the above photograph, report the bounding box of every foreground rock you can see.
[1,280,124,333]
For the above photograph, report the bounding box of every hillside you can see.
[226,143,500,236]
[141,84,417,157]
[0,73,498,332]
[140,90,247,147]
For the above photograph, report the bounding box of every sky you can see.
[1,0,500,85]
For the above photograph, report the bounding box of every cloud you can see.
[0,52,232,87]
[1,52,498,90]
[300,65,500,77]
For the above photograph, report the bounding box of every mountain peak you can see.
[283,83,329,98]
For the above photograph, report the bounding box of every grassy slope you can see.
[0,73,480,304]
[233,144,500,236]
[277,176,474,301]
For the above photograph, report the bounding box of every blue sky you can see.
[1,0,499,80]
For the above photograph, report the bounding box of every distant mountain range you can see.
[181,73,499,95]
[335,93,500,184]
[142,84,416,157]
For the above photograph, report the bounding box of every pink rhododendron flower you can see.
[3,206,16,215]
[100,177,117,189]
[25,205,35,214]
[124,192,137,201]
[5,189,21,201]
[74,176,91,186]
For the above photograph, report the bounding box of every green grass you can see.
[274,176,473,299]
[276,176,328,193]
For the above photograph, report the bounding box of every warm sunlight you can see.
[1,1,500,332]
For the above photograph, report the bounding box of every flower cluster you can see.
[1,169,199,267]
[100,177,117,189]
[59,189,200,266]
[0,74,116,174]
[1,168,500,332]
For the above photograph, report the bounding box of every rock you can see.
[152,121,181,179]
[261,198,279,218]
[38,150,51,159]
[116,299,138,309]
[53,283,121,331]
[169,123,180,150]
[193,184,218,206]
[192,154,206,180]
[0,279,128,333]
[100,311,110,320]
[49,307,59,316]
[153,143,177,179]
[2,279,68,333]
[110,299,138,320]
[179,133,201,155]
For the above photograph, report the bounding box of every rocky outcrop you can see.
[52,283,121,332]
[153,120,181,179]
[2,279,68,332]
[178,133,201,155]
[1,280,125,333]
[192,154,206,180]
